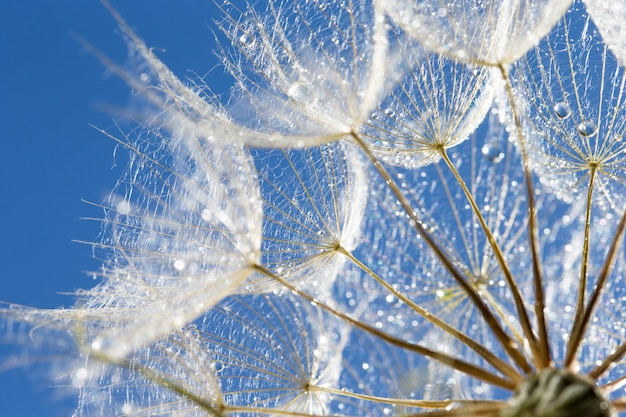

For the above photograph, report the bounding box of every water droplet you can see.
[201,208,212,222]
[71,367,89,388]
[554,102,570,119]
[371,112,379,120]
[91,338,103,351]
[239,33,255,47]
[384,107,395,117]
[116,200,131,215]
[481,143,504,163]
[174,259,186,271]
[577,120,597,137]
[288,83,304,100]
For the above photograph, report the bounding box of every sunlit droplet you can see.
[554,102,571,119]
[577,120,597,137]
[481,143,504,163]
[239,33,255,47]
[174,259,186,271]
[71,368,89,388]
[384,107,395,117]
[288,83,304,101]
[116,200,131,215]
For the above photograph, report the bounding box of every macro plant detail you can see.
[381,0,573,65]
[3,0,626,416]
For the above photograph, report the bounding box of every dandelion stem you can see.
[601,374,626,394]
[311,385,504,413]
[350,131,532,374]
[252,263,517,390]
[565,166,597,367]
[498,63,551,369]
[589,341,626,381]
[309,384,452,408]
[480,289,527,348]
[439,147,541,365]
[401,401,505,417]
[222,405,334,417]
[584,208,626,379]
[612,398,626,411]
[90,350,226,417]
[338,246,523,383]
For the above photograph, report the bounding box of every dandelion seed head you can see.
[4,0,626,416]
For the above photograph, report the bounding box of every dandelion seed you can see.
[79,127,264,359]
[104,0,395,149]
[75,325,224,417]
[362,41,496,168]
[382,0,573,65]
[519,13,626,209]
[250,141,368,294]
[200,293,350,415]
[217,0,394,142]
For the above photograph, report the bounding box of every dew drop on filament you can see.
[481,143,504,163]
[577,120,597,137]
[239,33,255,48]
[116,200,131,215]
[554,102,571,119]
[174,259,186,271]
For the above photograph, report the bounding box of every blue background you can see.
[0,1,225,415]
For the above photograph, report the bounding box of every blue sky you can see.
[0,1,225,414]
